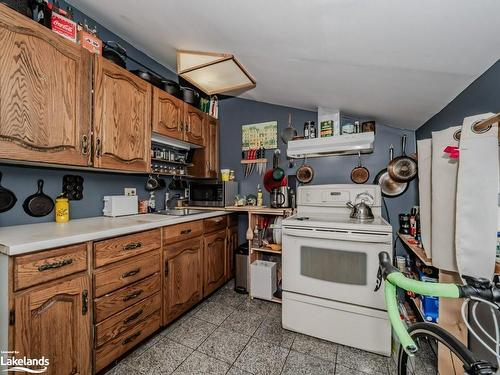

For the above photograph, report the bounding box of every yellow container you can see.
[55,196,69,223]
[221,169,230,182]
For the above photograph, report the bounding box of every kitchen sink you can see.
[155,208,205,217]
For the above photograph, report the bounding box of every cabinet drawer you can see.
[94,229,160,268]
[95,310,160,372]
[94,273,160,323]
[14,243,88,291]
[95,292,161,348]
[204,215,227,233]
[228,214,238,228]
[163,220,203,244]
[94,250,160,297]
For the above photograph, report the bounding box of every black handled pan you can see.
[23,179,54,217]
[0,172,17,213]
[374,145,408,198]
[387,134,417,182]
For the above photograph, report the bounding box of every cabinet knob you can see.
[81,135,89,155]
[95,138,102,157]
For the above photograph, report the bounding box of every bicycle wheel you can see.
[398,322,479,375]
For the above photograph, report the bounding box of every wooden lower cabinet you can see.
[203,229,227,297]
[164,237,203,324]
[12,274,91,375]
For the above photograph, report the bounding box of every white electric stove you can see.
[282,184,393,356]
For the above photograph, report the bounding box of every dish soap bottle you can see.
[148,191,156,213]
[257,184,263,207]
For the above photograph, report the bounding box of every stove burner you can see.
[297,217,310,221]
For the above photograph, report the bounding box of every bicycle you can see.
[376,251,500,375]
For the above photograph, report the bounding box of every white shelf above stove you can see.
[287,132,374,159]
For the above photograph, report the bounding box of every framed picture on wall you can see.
[241,121,278,150]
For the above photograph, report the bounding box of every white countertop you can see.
[0,211,228,256]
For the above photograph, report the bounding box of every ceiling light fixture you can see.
[177,50,256,95]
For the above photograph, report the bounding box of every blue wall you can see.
[417,60,500,139]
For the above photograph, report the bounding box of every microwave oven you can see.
[188,181,238,207]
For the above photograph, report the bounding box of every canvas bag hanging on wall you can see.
[455,113,498,279]
[431,126,461,272]
[417,139,432,258]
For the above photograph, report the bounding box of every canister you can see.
[55,195,69,223]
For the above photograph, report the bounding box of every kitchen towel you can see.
[431,126,461,272]
[455,113,498,279]
[417,139,432,258]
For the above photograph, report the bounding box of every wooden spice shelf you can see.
[251,247,282,255]
[398,233,433,267]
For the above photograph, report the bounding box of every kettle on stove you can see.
[346,200,374,221]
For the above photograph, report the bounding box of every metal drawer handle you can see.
[123,242,142,251]
[122,268,141,278]
[82,290,88,315]
[81,135,89,155]
[123,309,144,324]
[37,258,74,272]
[122,331,141,345]
[123,289,143,302]
[180,229,192,235]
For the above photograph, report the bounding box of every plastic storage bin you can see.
[250,260,277,300]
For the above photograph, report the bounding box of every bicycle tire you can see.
[398,322,479,375]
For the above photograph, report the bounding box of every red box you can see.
[79,30,102,55]
[51,12,77,43]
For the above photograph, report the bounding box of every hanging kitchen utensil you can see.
[0,172,17,213]
[23,179,54,217]
[62,174,84,201]
[387,134,418,182]
[350,152,370,184]
[296,160,314,184]
[373,145,408,197]
[145,175,160,191]
[281,113,297,144]
[272,149,285,181]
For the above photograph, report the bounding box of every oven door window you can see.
[300,246,367,285]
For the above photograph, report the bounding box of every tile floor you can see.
[105,280,396,375]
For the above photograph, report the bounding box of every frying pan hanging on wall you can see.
[23,180,54,217]
[0,172,17,213]
[387,134,417,182]
[374,145,408,198]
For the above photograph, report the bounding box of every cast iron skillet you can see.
[23,180,54,217]
[0,172,17,213]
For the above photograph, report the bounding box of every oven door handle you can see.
[282,227,392,243]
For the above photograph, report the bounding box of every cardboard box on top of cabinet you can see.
[318,107,341,137]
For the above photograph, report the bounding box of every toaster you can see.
[103,195,138,217]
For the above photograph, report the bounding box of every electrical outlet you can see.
[124,188,137,196]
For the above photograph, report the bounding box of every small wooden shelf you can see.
[398,233,433,267]
[240,158,268,164]
[251,247,282,255]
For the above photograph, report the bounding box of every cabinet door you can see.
[0,5,92,166]
[203,229,227,297]
[184,104,205,146]
[13,275,91,375]
[93,56,152,172]
[226,225,238,281]
[152,87,184,140]
[164,237,203,323]
[206,116,219,179]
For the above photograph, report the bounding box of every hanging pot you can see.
[23,180,54,217]
[350,152,370,184]
[296,163,314,184]
[0,172,17,213]
[374,146,408,198]
[145,175,160,192]
[161,79,180,97]
[387,134,418,182]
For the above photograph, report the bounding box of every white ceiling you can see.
[70,0,500,129]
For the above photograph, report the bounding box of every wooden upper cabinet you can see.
[206,116,220,179]
[152,87,184,140]
[13,274,91,375]
[0,5,92,166]
[93,56,152,172]
[164,237,203,323]
[184,104,205,146]
[203,229,227,297]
